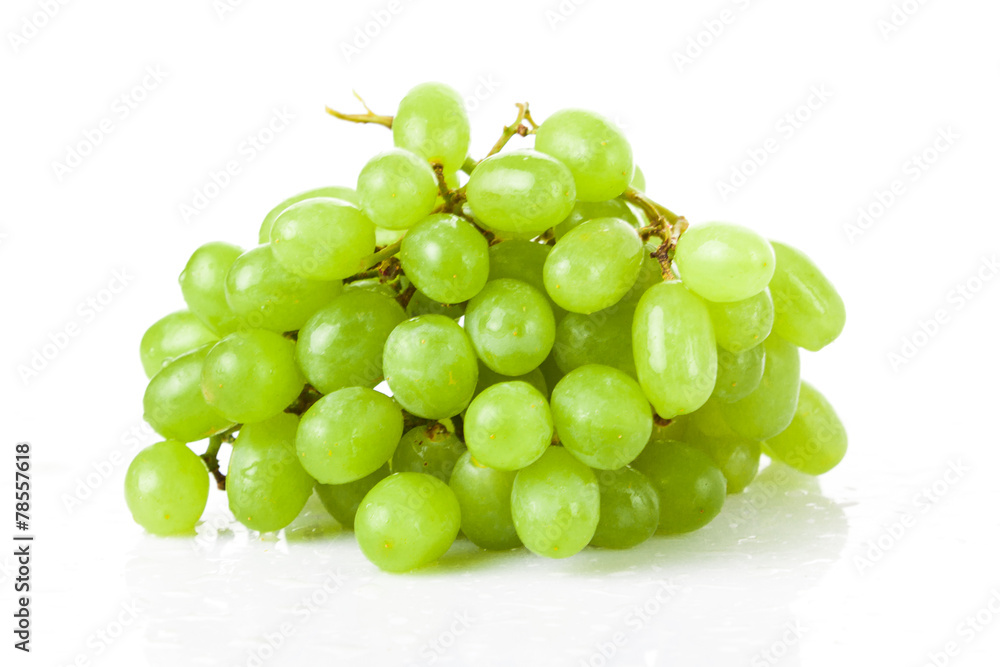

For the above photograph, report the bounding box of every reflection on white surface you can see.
[120,462,848,667]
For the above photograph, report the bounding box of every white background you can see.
[2,0,999,665]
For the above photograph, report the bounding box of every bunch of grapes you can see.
[126,82,847,572]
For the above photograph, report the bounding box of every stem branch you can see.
[325,91,393,129]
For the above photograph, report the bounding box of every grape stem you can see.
[623,187,679,227]
[431,161,466,212]
[202,427,238,491]
[325,91,393,128]
[362,240,402,269]
[482,102,535,161]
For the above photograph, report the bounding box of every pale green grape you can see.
[140,311,218,378]
[258,186,360,244]
[719,335,800,440]
[769,242,846,351]
[632,281,717,418]
[590,467,659,549]
[682,410,761,494]
[270,198,376,281]
[226,413,314,532]
[391,424,466,483]
[125,440,209,535]
[554,306,635,377]
[553,199,640,240]
[296,290,406,393]
[544,217,643,313]
[534,109,634,202]
[712,344,765,403]
[464,279,556,376]
[631,165,646,191]
[511,447,599,558]
[763,381,847,475]
[674,222,775,303]
[706,289,774,353]
[399,214,489,304]
[200,329,304,424]
[296,387,403,484]
[632,440,726,534]
[179,242,244,335]
[143,345,233,443]
[393,82,470,173]
[465,381,553,470]
[465,149,576,236]
[405,289,467,320]
[382,315,478,419]
[315,463,389,528]
[357,149,438,230]
[225,245,342,333]
[472,362,547,399]
[355,472,461,572]
[449,452,520,550]
[551,365,652,470]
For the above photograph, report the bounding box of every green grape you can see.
[673,222,775,303]
[632,281,717,418]
[769,241,846,351]
[706,289,774,353]
[296,387,403,484]
[383,315,478,419]
[465,149,576,235]
[405,289,467,320]
[465,381,553,470]
[270,198,376,281]
[472,362,547,399]
[375,226,407,247]
[226,413,314,532]
[201,329,304,424]
[511,447,599,558]
[464,279,556,376]
[553,199,640,240]
[553,306,635,377]
[590,467,659,549]
[763,381,847,475]
[649,414,689,443]
[631,165,646,191]
[399,214,489,304]
[551,365,652,470]
[355,472,461,572]
[713,344,765,403]
[139,311,218,378]
[449,452,520,550]
[391,424,466,483]
[719,335,800,440]
[537,351,565,399]
[357,149,438,230]
[178,242,244,335]
[296,290,406,393]
[682,413,761,494]
[632,440,726,534]
[393,82,470,173]
[544,217,644,314]
[143,345,233,443]
[315,463,389,528]
[534,109,634,202]
[258,186,360,244]
[124,440,209,535]
[225,245,342,333]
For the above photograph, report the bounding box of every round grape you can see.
[139,311,218,378]
[391,424,466,483]
[763,381,847,475]
[258,186,360,244]
[143,345,233,443]
[449,452,520,550]
[296,387,403,484]
[464,381,553,471]
[464,279,556,376]
[632,440,726,534]
[357,149,438,230]
[393,82,470,173]
[399,213,489,304]
[355,472,461,572]
[178,241,244,335]
[673,222,775,303]
[706,289,774,353]
[124,440,209,535]
[590,467,659,549]
[769,242,846,351]
[270,197,376,281]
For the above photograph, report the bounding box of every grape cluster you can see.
[126,82,848,572]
